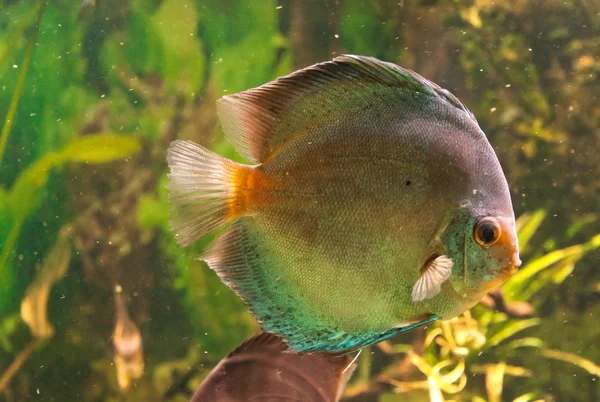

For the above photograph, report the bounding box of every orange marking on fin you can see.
[228,165,273,219]
[229,165,252,220]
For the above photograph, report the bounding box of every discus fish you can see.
[167,55,521,353]
[190,333,356,402]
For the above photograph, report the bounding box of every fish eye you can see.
[474,217,501,247]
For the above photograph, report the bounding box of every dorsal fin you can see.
[216,54,477,163]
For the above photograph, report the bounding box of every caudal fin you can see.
[166,140,252,247]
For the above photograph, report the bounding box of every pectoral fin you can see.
[411,255,453,302]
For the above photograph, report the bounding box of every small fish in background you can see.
[167,55,521,353]
[112,284,144,391]
[190,332,357,402]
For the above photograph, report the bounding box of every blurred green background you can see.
[0,0,598,401]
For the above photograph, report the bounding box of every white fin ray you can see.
[411,255,454,302]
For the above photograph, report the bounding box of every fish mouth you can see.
[500,262,520,278]
[498,253,521,280]
[491,239,521,279]
[502,251,522,277]
[480,259,521,294]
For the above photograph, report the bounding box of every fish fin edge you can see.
[290,314,440,354]
[216,54,477,163]
[227,332,289,358]
[201,218,309,348]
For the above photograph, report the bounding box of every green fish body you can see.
[167,55,521,352]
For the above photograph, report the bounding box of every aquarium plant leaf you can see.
[20,226,72,339]
[548,258,577,284]
[501,337,544,351]
[0,337,41,392]
[485,362,505,402]
[460,6,483,28]
[512,393,538,402]
[0,1,40,71]
[0,187,12,240]
[0,314,21,352]
[540,349,600,376]
[503,234,600,298]
[0,0,46,167]
[58,134,141,164]
[514,209,546,256]
[0,134,140,277]
[427,374,445,402]
[100,9,164,82]
[486,318,540,347]
[470,364,531,377]
[566,214,597,239]
[151,0,205,98]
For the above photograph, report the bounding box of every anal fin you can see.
[309,314,440,353]
[201,218,336,351]
[201,218,307,344]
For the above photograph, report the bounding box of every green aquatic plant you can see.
[0,0,45,166]
[0,225,72,391]
[20,225,73,340]
[0,134,140,390]
[0,134,140,279]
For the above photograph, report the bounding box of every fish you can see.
[112,284,144,391]
[190,332,357,402]
[166,55,521,353]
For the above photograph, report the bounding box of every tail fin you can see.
[166,140,252,247]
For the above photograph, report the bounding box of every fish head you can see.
[443,209,521,299]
